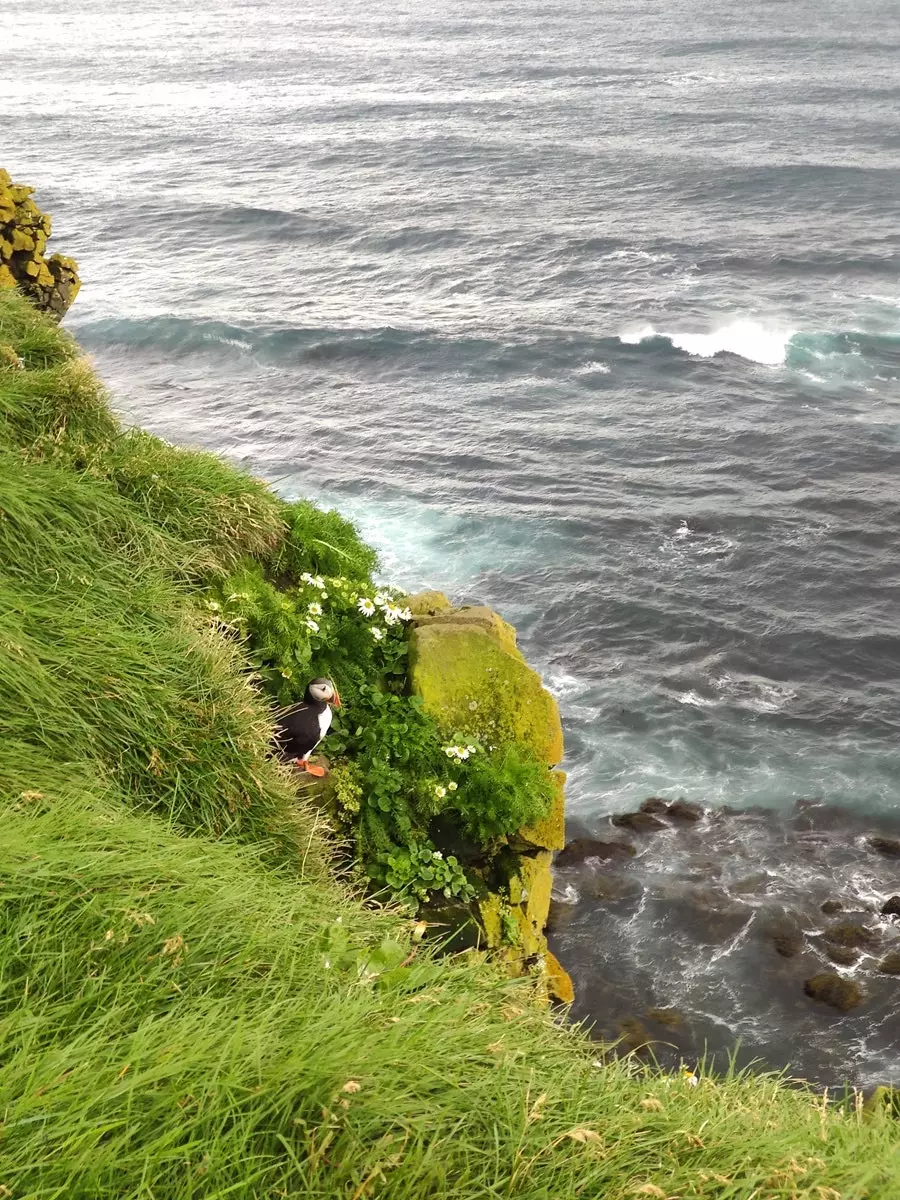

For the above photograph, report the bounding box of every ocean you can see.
[6,0,900,1085]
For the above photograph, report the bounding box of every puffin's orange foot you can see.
[296,758,327,778]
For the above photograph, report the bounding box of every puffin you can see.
[274,677,341,777]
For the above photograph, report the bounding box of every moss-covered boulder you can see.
[408,622,563,766]
[804,973,864,1013]
[0,170,80,319]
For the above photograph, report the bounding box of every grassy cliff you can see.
[1,288,899,1198]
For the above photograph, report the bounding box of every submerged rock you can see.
[771,926,805,958]
[877,951,900,975]
[618,1016,653,1052]
[639,797,669,816]
[555,838,637,867]
[804,974,865,1013]
[586,872,643,903]
[669,798,704,822]
[823,921,879,949]
[820,898,844,915]
[612,811,667,834]
[867,836,900,858]
[824,944,859,967]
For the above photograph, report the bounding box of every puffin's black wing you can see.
[273,702,322,759]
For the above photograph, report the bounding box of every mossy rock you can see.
[545,950,574,1005]
[514,850,553,931]
[513,768,565,851]
[823,921,879,949]
[804,973,864,1012]
[0,264,15,289]
[863,1086,900,1118]
[408,623,563,766]
[11,228,35,253]
[405,589,452,616]
[878,951,900,975]
[414,605,519,656]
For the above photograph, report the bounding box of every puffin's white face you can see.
[308,678,339,706]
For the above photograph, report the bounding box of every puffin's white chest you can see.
[317,706,333,741]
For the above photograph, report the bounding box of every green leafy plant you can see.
[444,743,555,845]
[382,840,474,905]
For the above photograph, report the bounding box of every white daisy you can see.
[370,626,385,641]
[374,592,389,607]
[305,618,320,633]
[383,605,403,625]
[311,576,326,590]
[358,597,376,617]
[433,851,444,860]
[308,602,322,617]
[434,785,447,799]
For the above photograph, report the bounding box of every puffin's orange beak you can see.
[332,688,342,709]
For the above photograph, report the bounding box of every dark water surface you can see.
[6,0,900,1085]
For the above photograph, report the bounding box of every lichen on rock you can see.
[0,169,81,319]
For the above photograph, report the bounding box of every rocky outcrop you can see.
[406,592,571,1003]
[0,170,80,319]
[408,607,563,766]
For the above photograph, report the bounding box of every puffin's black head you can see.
[304,677,341,708]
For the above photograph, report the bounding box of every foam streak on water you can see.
[4,0,900,1084]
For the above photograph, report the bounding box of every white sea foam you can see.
[618,319,797,366]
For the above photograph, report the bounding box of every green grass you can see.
[2,286,899,1197]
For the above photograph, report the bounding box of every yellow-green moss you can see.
[408,623,564,765]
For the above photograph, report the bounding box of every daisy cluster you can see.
[444,744,477,761]
[432,781,459,800]
[356,591,413,641]
[299,572,329,632]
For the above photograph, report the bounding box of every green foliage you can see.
[0,285,77,369]
[447,742,556,845]
[0,357,118,464]
[273,496,379,583]
[3,269,900,1200]
[383,840,474,905]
